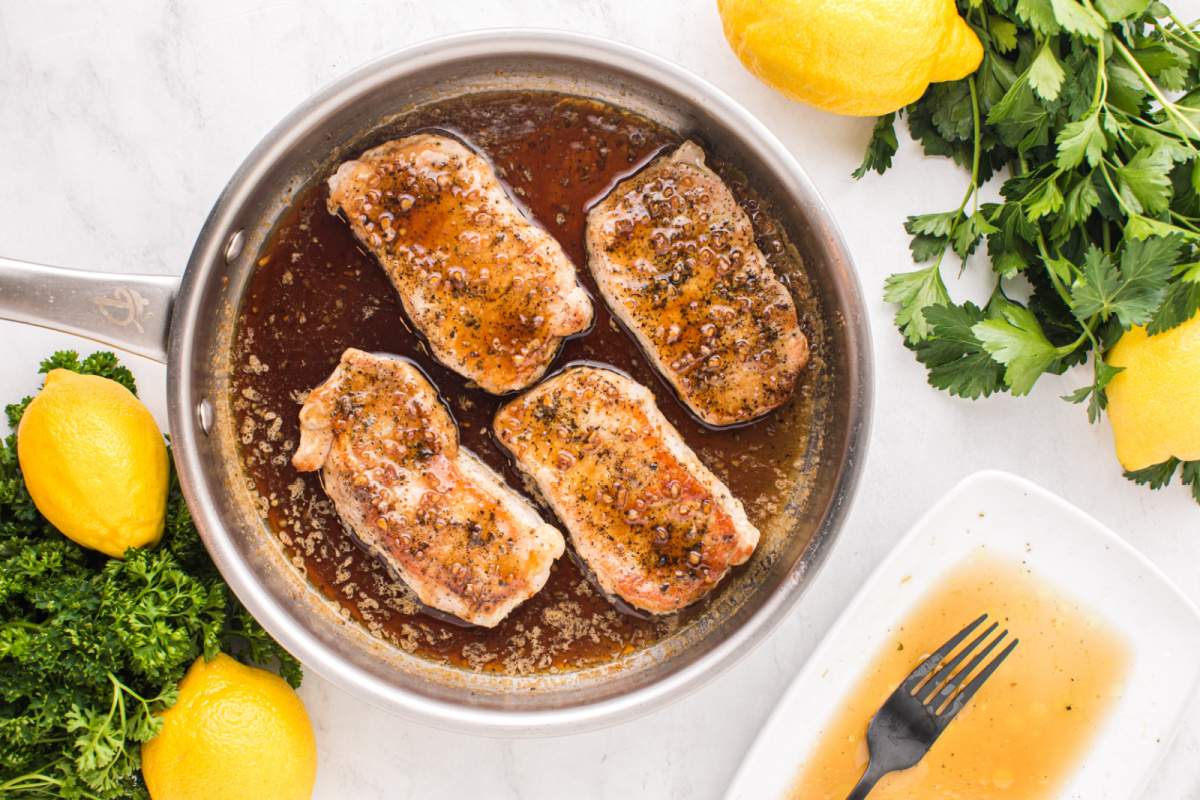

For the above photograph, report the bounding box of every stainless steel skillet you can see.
[0,30,871,735]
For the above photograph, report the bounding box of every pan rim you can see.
[167,27,874,735]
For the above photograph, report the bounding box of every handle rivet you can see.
[224,230,245,264]
[196,398,214,434]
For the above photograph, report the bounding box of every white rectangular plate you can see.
[725,470,1200,800]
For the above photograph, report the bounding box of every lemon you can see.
[1105,312,1200,471]
[142,653,317,800]
[717,0,983,116]
[17,369,168,558]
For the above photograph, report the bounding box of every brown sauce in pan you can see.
[231,91,823,674]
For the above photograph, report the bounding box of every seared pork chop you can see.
[493,365,759,614]
[585,141,808,426]
[292,348,565,627]
[327,134,593,394]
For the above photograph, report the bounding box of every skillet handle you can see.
[0,256,178,364]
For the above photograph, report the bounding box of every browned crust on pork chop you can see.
[585,141,807,425]
[494,365,759,614]
[293,348,564,627]
[328,134,593,394]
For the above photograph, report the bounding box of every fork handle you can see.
[845,761,889,800]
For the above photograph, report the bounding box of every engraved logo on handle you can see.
[94,287,150,333]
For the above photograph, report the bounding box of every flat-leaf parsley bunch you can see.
[858,0,1200,501]
[0,352,300,799]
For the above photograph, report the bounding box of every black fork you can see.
[845,614,1018,800]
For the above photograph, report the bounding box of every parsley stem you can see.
[1113,38,1200,142]
[1035,231,1073,305]
[945,77,984,227]
[1014,154,1074,306]
[1155,20,1200,53]
[927,75,985,280]
[1098,159,1137,217]
[967,77,982,213]
[0,619,40,631]
[1092,30,1107,112]
[1169,211,1200,232]
[1167,12,1200,50]
[0,770,103,800]
[1066,330,1091,352]
[1107,103,1200,154]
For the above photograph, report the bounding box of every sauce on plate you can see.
[789,555,1129,799]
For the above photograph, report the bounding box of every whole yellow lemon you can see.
[717,0,983,116]
[17,369,168,558]
[142,653,317,800]
[1106,313,1200,471]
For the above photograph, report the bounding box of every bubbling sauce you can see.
[231,91,824,674]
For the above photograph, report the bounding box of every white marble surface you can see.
[3,2,1200,798]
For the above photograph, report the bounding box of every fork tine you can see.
[913,621,998,703]
[929,628,1007,711]
[901,613,988,693]
[937,637,1019,723]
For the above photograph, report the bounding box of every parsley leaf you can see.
[1029,40,1066,101]
[1095,0,1150,20]
[1052,173,1102,239]
[1056,114,1106,169]
[1124,457,1181,489]
[38,350,137,395]
[1148,262,1200,333]
[1064,358,1123,422]
[1023,175,1065,220]
[1126,458,1200,500]
[853,113,899,178]
[1070,237,1181,327]
[986,201,1040,276]
[1183,461,1200,503]
[988,72,1051,150]
[953,211,1000,259]
[906,211,958,238]
[989,16,1020,52]
[973,298,1068,394]
[1131,41,1191,91]
[885,264,951,342]
[1050,0,1107,39]
[1015,0,1062,35]
[1116,147,1174,214]
[913,303,1007,398]
[930,81,977,142]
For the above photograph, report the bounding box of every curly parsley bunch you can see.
[859,0,1200,501]
[0,352,300,799]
